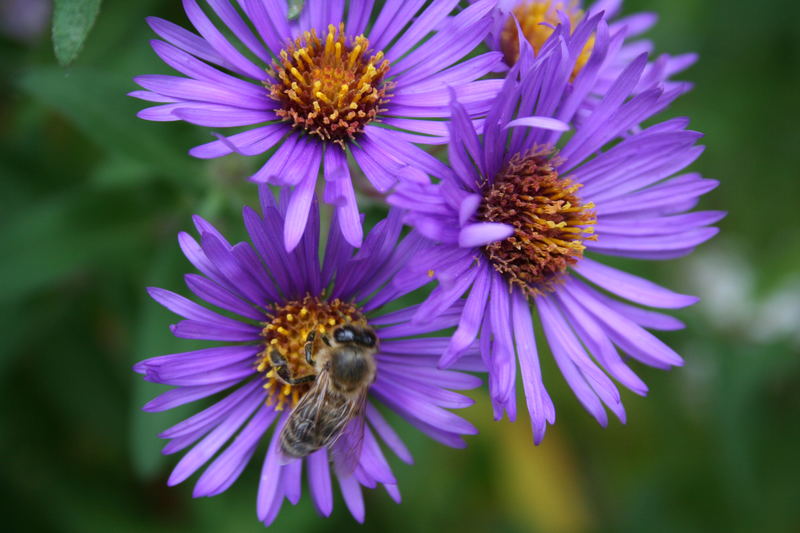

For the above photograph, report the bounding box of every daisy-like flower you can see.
[131,0,503,250]
[389,15,722,442]
[484,0,697,119]
[133,189,481,525]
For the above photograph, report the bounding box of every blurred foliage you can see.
[1,0,799,532]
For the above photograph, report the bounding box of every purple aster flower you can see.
[388,14,722,442]
[131,0,503,250]
[481,0,697,121]
[133,188,482,525]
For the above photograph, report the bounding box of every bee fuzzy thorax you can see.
[257,296,367,411]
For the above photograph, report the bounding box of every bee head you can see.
[333,325,377,348]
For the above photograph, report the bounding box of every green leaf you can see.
[288,0,304,19]
[52,0,103,66]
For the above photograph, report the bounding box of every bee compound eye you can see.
[334,326,355,343]
[359,330,376,347]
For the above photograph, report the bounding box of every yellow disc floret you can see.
[257,295,367,410]
[478,147,597,297]
[500,1,594,80]
[265,23,392,146]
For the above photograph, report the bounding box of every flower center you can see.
[266,23,392,147]
[478,148,596,297]
[499,1,593,79]
[256,295,367,410]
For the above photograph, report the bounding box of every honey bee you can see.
[269,324,378,472]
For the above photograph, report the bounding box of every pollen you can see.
[499,1,594,80]
[265,23,393,147]
[256,295,366,410]
[478,147,596,297]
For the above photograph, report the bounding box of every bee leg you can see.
[304,337,316,367]
[270,350,316,386]
[275,365,316,386]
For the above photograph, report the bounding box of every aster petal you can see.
[609,12,658,37]
[182,0,264,79]
[488,275,517,420]
[574,257,698,308]
[135,345,257,375]
[364,125,452,179]
[205,0,270,61]
[189,125,287,159]
[173,104,274,127]
[167,386,263,486]
[307,449,334,517]
[136,103,191,121]
[589,0,623,18]
[193,405,277,497]
[587,227,719,259]
[149,358,255,386]
[537,295,621,426]
[555,290,649,396]
[565,279,684,368]
[321,210,355,288]
[257,412,287,521]
[398,52,503,94]
[411,266,478,325]
[379,368,475,409]
[149,286,229,321]
[355,427,395,485]
[201,232,271,306]
[440,265,492,367]
[146,16,227,67]
[143,379,243,413]
[385,0,460,62]
[598,296,686,331]
[561,53,648,165]
[370,0,426,52]
[504,116,570,131]
[371,378,477,436]
[350,142,400,193]
[159,379,262,439]
[170,319,260,341]
[511,289,555,443]
[594,211,725,237]
[283,162,322,252]
[597,174,719,216]
[365,404,413,464]
[242,0,291,55]
[458,222,515,248]
[283,457,303,505]
[337,474,365,523]
[331,176,363,248]
[380,338,467,357]
[578,133,704,196]
[346,0,374,35]
[242,206,294,296]
[392,6,496,81]
[148,39,259,96]
[459,194,483,226]
[129,90,180,103]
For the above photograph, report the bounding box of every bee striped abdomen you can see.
[279,380,353,458]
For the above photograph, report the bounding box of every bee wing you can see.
[278,370,333,463]
[330,388,368,477]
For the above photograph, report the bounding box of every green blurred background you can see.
[1,0,799,531]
